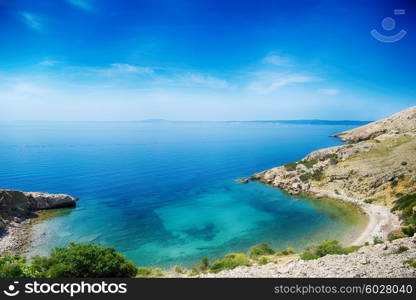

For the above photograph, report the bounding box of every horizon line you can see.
[0,119,371,123]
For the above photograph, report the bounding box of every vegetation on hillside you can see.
[392,194,416,237]
[300,240,361,260]
[0,243,138,278]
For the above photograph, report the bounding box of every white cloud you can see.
[262,53,291,66]
[107,63,153,75]
[67,0,94,11]
[177,73,229,89]
[20,12,42,32]
[319,88,340,95]
[248,72,316,94]
[39,60,62,66]
[85,63,154,76]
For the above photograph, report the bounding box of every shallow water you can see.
[0,121,367,267]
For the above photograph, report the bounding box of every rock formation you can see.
[0,190,78,233]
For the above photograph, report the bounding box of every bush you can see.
[299,159,318,169]
[300,240,360,260]
[299,173,311,182]
[249,243,275,258]
[311,168,324,181]
[300,252,320,260]
[284,162,298,171]
[198,257,210,271]
[401,161,408,166]
[0,255,38,278]
[31,243,138,278]
[392,246,409,254]
[392,194,416,236]
[373,236,383,245]
[259,256,269,265]
[209,253,250,273]
[278,247,294,256]
[174,265,184,274]
[387,230,407,242]
[136,267,164,278]
[405,258,416,268]
[329,154,339,165]
[401,225,416,237]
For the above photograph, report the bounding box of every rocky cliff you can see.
[0,190,78,233]
[250,106,416,205]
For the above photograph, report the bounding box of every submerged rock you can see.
[235,178,249,184]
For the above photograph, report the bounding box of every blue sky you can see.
[0,0,415,121]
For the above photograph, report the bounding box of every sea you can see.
[0,121,368,267]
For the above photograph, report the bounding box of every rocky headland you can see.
[215,106,416,277]
[0,190,78,254]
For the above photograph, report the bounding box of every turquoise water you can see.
[0,121,367,267]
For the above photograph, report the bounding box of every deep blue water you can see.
[0,121,367,267]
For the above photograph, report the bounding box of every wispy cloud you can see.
[77,63,154,76]
[319,88,340,95]
[39,60,62,66]
[20,12,42,32]
[248,72,316,94]
[177,73,229,89]
[262,53,291,67]
[67,0,94,11]
[105,63,153,75]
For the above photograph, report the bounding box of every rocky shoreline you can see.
[0,190,78,255]
[245,106,416,245]
[217,106,416,277]
[201,234,416,278]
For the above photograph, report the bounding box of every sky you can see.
[0,0,415,121]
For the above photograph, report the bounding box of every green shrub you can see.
[209,253,250,273]
[189,267,200,276]
[392,194,416,236]
[334,189,340,195]
[0,255,38,278]
[249,243,275,258]
[278,247,294,256]
[392,194,416,213]
[259,256,269,265]
[401,225,416,237]
[299,173,311,182]
[405,258,416,268]
[174,265,184,274]
[392,246,409,254]
[136,267,164,278]
[31,243,138,278]
[401,161,408,166]
[284,162,298,171]
[329,153,339,165]
[373,236,383,245]
[311,168,324,181]
[300,240,360,260]
[299,159,318,169]
[387,230,407,242]
[300,252,319,260]
[198,257,210,271]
